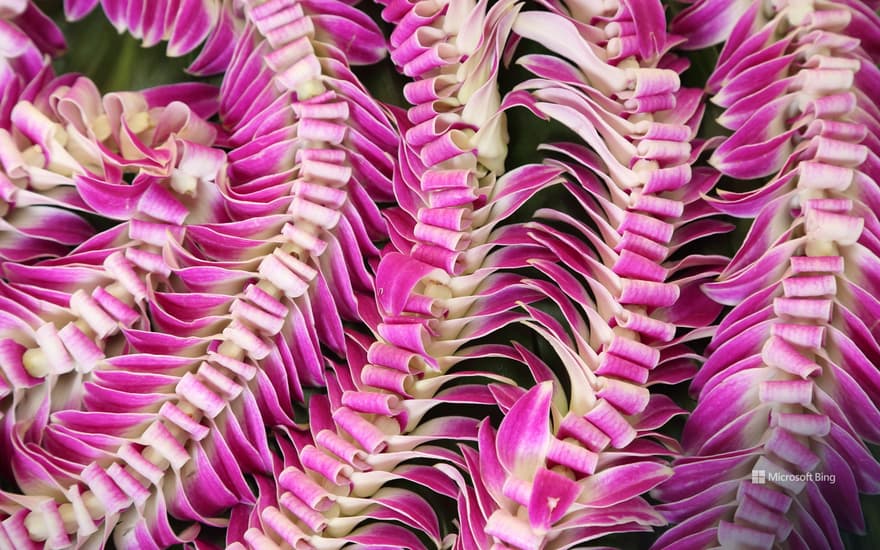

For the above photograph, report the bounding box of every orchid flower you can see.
[416,0,730,546]
[654,0,880,548]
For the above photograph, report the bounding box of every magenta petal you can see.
[373,489,441,542]
[74,173,149,219]
[495,382,554,479]
[186,6,235,75]
[475,421,508,505]
[343,522,425,549]
[528,467,580,531]
[580,462,672,507]
[142,82,219,117]
[310,12,386,65]
[14,4,66,55]
[166,0,215,57]
[375,252,444,315]
[671,0,751,49]
[64,0,100,20]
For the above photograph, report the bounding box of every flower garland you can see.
[1,0,879,548]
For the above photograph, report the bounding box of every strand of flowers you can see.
[207,0,391,401]
[0,15,312,546]
[10,0,880,548]
[423,0,736,546]
[514,0,728,398]
[223,1,575,548]
[0,2,724,548]
[0,2,77,262]
[654,0,880,547]
[220,1,648,542]
[0,71,241,547]
[0,10,135,540]
[193,1,450,548]
[0,0,227,441]
[369,0,541,400]
[0,0,397,547]
[90,0,448,547]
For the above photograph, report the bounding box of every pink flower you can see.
[656,0,880,547]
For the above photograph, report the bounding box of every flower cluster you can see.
[0,0,879,548]
[656,0,880,547]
